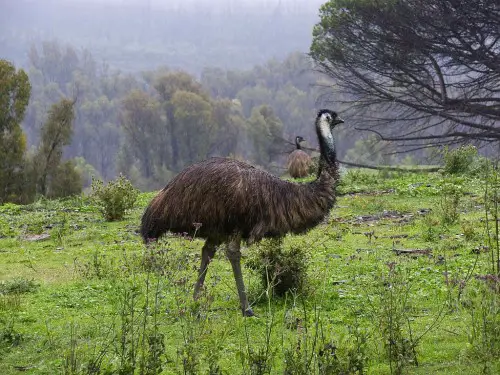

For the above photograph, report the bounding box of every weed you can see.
[0,278,39,295]
[282,302,368,375]
[0,294,22,312]
[51,211,70,247]
[375,263,418,375]
[74,250,115,280]
[247,347,272,375]
[439,178,464,225]
[0,321,23,347]
[461,220,479,241]
[247,238,308,297]
[0,216,17,238]
[62,322,80,375]
[483,165,500,275]
[90,175,138,221]
[463,279,500,372]
[420,214,442,242]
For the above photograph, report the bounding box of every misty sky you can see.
[47,0,326,12]
[1,0,326,72]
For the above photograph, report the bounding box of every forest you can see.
[1,40,372,204]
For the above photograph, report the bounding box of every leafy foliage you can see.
[247,238,308,297]
[33,98,79,197]
[0,59,31,132]
[0,278,39,295]
[90,175,139,221]
[443,145,489,177]
[47,160,83,199]
[19,43,349,192]
[0,59,31,204]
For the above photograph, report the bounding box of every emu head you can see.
[317,109,344,128]
[316,109,344,163]
[295,136,305,149]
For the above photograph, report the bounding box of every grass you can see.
[0,169,499,374]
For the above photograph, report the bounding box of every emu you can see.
[287,135,312,178]
[140,109,343,316]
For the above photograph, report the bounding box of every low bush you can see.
[90,175,139,221]
[247,238,308,297]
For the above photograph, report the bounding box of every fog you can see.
[1,0,325,73]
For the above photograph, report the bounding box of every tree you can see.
[236,85,273,118]
[154,71,208,171]
[248,105,284,169]
[47,160,82,199]
[79,96,120,179]
[35,98,76,196]
[0,59,31,203]
[171,90,214,168]
[120,89,167,181]
[310,0,500,150]
[210,98,247,157]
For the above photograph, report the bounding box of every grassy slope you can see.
[0,170,499,374]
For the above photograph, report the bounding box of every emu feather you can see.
[287,136,313,178]
[141,109,343,316]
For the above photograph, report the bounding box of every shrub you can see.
[464,279,500,370]
[0,278,39,295]
[420,214,441,242]
[90,175,139,221]
[247,238,307,297]
[439,179,463,225]
[443,145,489,176]
[461,220,478,241]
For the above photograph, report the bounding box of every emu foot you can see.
[242,308,255,317]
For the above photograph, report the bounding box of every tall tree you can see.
[210,98,247,157]
[154,71,208,170]
[0,60,31,203]
[120,89,167,181]
[171,90,214,169]
[35,98,76,196]
[310,0,500,150]
[248,105,284,169]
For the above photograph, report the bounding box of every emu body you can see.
[287,136,312,178]
[141,109,343,316]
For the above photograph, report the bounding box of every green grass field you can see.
[1,169,499,374]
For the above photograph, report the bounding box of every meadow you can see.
[1,165,499,374]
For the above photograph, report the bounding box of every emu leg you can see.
[193,239,217,299]
[226,238,254,317]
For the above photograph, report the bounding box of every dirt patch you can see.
[334,209,431,225]
[340,189,395,197]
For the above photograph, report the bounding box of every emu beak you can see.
[333,117,344,126]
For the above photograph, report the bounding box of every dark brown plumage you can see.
[287,136,312,178]
[141,109,343,316]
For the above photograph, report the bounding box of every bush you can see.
[443,145,489,176]
[247,238,307,297]
[0,278,39,295]
[91,175,139,221]
[439,179,464,225]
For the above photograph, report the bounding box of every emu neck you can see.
[295,139,302,150]
[316,127,337,180]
